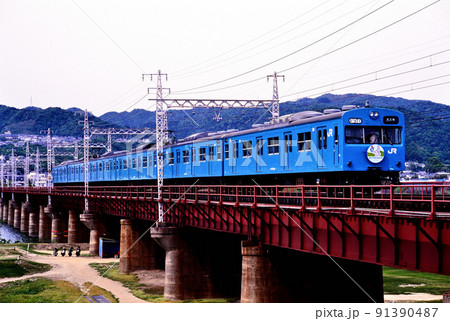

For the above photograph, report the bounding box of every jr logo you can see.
[387,148,397,154]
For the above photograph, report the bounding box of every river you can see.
[0,223,30,243]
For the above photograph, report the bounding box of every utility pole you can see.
[0,155,4,199]
[267,71,285,123]
[11,149,16,188]
[143,70,170,223]
[35,148,40,187]
[80,109,94,213]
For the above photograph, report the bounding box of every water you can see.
[0,223,29,243]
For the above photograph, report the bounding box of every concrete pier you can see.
[28,205,39,239]
[80,212,105,255]
[8,200,15,226]
[240,242,384,303]
[0,199,3,221]
[151,225,242,301]
[20,202,30,234]
[39,205,51,242]
[13,201,21,230]
[2,202,7,223]
[119,219,164,274]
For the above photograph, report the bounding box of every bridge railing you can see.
[1,184,449,219]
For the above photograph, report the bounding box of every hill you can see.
[99,94,450,164]
[0,105,115,137]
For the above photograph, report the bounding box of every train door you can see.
[317,126,327,168]
[231,141,238,173]
[333,125,339,167]
[256,136,263,172]
[176,150,180,177]
[283,131,293,170]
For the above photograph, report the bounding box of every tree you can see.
[425,157,445,173]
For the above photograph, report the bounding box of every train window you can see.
[208,146,214,161]
[217,145,222,161]
[183,150,189,163]
[168,152,174,165]
[132,158,137,169]
[143,156,148,168]
[242,141,252,158]
[334,126,338,145]
[192,148,197,162]
[106,162,110,171]
[138,157,142,168]
[257,139,263,156]
[298,132,311,152]
[224,144,229,159]
[323,129,327,149]
[345,126,402,144]
[268,137,279,155]
[199,148,206,162]
[318,131,322,150]
[176,151,181,163]
[284,134,292,152]
[233,141,239,158]
[154,152,157,166]
[123,159,127,169]
[99,163,103,172]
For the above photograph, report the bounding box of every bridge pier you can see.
[8,200,16,227]
[20,202,30,235]
[240,242,384,303]
[0,198,4,221]
[68,209,90,243]
[119,219,164,274]
[151,225,242,301]
[13,201,21,230]
[28,204,39,239]
[39,205,51,242]
[80,212,106,256]
[2,201,8,223]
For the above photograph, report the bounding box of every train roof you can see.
[55,106,402,167]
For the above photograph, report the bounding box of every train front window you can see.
[345,126,401,144]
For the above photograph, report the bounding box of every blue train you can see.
[52,105,405,185]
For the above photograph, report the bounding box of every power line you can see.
[174,0,394,94]
[71,0,146,73]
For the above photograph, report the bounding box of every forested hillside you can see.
[0,105,114,137]
[100,94,450,164]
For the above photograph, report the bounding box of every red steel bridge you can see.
[2,183,450,276]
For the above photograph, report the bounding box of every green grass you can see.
[0,277,118,303]
[89,263,234,303]
[0,258,52,278]
[383,266,450,296]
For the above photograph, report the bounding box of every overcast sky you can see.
[1,0,449,116]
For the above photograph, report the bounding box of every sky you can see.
[1,0,450,117]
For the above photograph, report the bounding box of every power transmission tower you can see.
[143,70,170,223]
[145,70,275,223]
[267,71,285,123]
[80,109,94,212]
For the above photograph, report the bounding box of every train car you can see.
[52,105,405,186]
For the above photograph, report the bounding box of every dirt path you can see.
[0,250,147,303]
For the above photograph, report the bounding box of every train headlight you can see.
[369,111,379,119]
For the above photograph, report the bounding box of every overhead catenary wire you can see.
[173,0,396,94]
[172,1,440,96]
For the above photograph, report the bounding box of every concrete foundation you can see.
[240,241,384,303]
[13,202,21,230]
[51,217,67,243]
[28,205,39,239]
[39,205,51,242]
[20,202,30,234]
[80,212,106,255]
[151,225,242,301]
[119,219,164,274]
[8,200,16,226]
[2,203,8,223]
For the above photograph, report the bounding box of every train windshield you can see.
[345,126,401,144]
